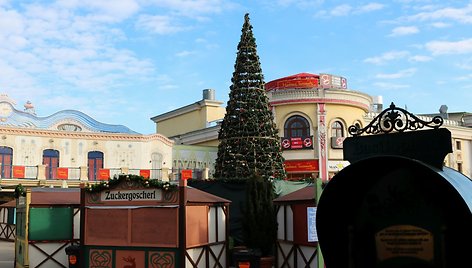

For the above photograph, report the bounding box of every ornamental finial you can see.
[348,102,444,136]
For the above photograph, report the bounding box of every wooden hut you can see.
[273,186,320,268]
[81,177,230,268]
[0,199,16,241]
[15,188,81,268]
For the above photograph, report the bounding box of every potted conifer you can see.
[241,173,277,267]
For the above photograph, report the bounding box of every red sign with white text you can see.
[291,137,303,149]
[13,166,25,178]
[265,73,320,91]
[57,167,68,180]
[181,169,192,180]
[140,169,150,179]
[284,160,319,172]
[281,136,313,150]
[98,169,110,181]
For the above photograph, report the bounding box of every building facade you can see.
[2,71,468,200]
[266,73,372,181]
[0,94,173,200]
[152,73,472,180]
[150,89,225,146]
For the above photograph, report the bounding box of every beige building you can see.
[422,112,472,177]
[2,71,468,200]
[266,73,372,181]
[0,94,173,199]
[151,72,472,180]
[151,89,225,146]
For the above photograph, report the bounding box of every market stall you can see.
[15,188,80,268]
[0,199,16,241]
[273,186,320,268]
[81,175,230,268]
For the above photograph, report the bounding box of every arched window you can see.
[284,115,310,138]
[0,146,12,178]
[43,149,59,179]
[331,121,344,138]
[88,151,104,181]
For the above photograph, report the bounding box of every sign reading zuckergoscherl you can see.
[101,189,162,202]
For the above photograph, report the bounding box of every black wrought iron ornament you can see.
[348,102,444,136]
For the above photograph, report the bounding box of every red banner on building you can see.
[181,169,193,180]
[284,160,319,173]
[265,73,320,91]
[98,169,110,181]
[13,166,25,178]
[140,169,150,179]
[281,136,313,150]
[57,167,68,180]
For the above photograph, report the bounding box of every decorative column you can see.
[317,103,329,182]
[120,167,129,174]
[79,166,88,181]
[37,164,46,181]
[161,167,170,181]
[202,168,209,180]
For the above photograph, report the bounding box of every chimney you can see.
[439,105,448,119]
[203,89,215,100]
[371,95,383,113]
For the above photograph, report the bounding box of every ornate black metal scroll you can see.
[348,102,444,136]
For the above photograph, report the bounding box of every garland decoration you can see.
[85,174,177,193]
[15,184,26,198]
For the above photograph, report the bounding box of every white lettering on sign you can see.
[307,207,318,242]
[101,189,161,202]
[19,196,25,205]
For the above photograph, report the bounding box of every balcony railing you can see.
[0,165,210,182]
[171,168,209,181]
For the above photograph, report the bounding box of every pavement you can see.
[0,240,14,268]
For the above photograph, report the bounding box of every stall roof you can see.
[25,186,229,206]
[0,199,16,208]
[186,187,231,205]
[30,188,80,205]
[273,186,315,203]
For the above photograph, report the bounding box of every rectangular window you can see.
[29,207,73,240]
[458,163,463,173]
[7,208,15,225]
[88,159,95,180]
[456,140,462,150]
[2,155,11,178]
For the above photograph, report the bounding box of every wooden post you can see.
[179,178,187,268]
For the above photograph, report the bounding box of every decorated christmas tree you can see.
[214,13,286,181]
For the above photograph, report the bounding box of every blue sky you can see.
[0,0,471,134]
